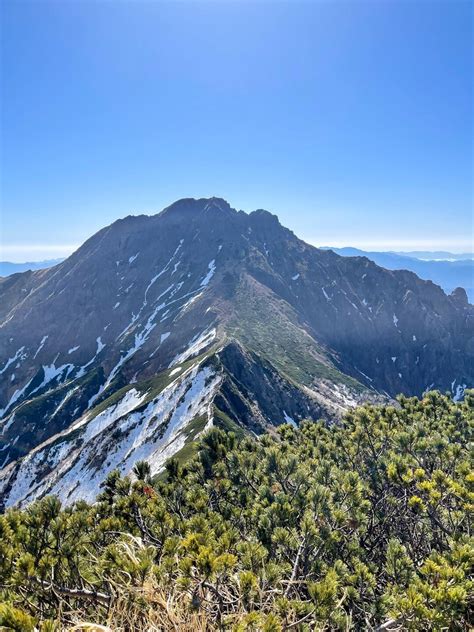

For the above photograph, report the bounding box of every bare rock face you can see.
[450,287,469,307]
[0,197,472,507]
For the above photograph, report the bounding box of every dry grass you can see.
[62,583,216,632]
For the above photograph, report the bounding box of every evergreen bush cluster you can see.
[0,391,472,630]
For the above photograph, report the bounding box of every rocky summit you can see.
[0,197,472,508]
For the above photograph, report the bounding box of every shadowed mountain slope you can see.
[327,246,473,303]
[0,198,472,506]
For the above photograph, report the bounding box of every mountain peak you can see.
[160,197,234,219]
[0,197,472,507]
[249,207,283,230]
[450,286,469,306]
[250,208,280,222]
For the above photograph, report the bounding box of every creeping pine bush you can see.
[0,391,472,630]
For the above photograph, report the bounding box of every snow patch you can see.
[180,291,204,312]
[50,386,81,420]
[1,365,221,507]
[453,384,466,402]
[33,335,48,359]
[0,378,34,417]
[76,337,106,378]
[200,260,216,287]
[0,347,25,376]
[29,363,75,398]
[1,412,16,435]
[283,411,297,427]
[357,368,373,382]
[83,388,147,442]
[170,328,217,367]
[96,337,105,354]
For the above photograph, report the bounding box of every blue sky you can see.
[1,0,472,261]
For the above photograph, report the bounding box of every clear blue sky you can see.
[1,0,472,261]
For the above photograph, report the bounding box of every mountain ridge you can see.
[325,246,473,303]
[0,197,472,506]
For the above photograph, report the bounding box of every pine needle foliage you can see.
[0,391,472,630]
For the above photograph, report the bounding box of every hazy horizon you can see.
[1,198,473,263]
[2,216,473,266]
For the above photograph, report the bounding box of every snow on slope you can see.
[170,328,217,367]
[0,363,221,507]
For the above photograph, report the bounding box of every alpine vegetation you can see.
[0,391,472,630]
[3,1,472,629]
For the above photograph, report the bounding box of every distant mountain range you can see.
[326,247,473,303]
[0,259,65,277]
[0,198,472,507]
[392,251,473,261]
